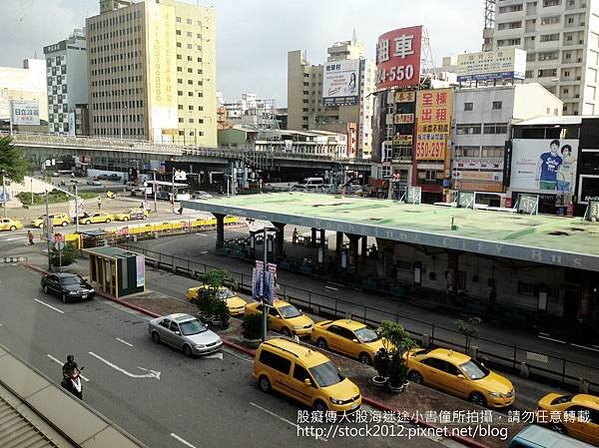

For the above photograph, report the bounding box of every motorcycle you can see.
[61,367,84,399]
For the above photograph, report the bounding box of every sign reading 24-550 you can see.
[375,26,422,90]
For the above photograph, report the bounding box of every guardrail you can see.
[122,243,599,394]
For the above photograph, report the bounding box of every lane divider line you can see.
[46,354,90,382]
[249,401,327,442]
[170,433,198,448]
[34,299,65,314]
[116,337,134,347]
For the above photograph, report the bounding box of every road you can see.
[0,265,458,448]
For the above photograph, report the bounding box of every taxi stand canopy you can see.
[83,246,145,299]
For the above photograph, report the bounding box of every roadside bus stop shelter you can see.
[83,246,146,298]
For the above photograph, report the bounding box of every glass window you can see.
[278,305,301,318]
[464,102,473,111]
[169,321,180,332]
[179,319,207,336]
[459,359,490,380]
[292,364,312,384]
[492,101,502,110]
[309,361,344,387]
[354,327,379,343]
[456,124,482,135]
[258,350,291,374]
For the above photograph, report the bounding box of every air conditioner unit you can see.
[576,76,581,80]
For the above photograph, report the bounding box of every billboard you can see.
[457,49,526,82]
[322,59,360,107]
[376,26,422,90]
[11,100,40,126]
[510,139,578,194]
[415,89,453,160]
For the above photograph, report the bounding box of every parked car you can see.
[80,212,114,225]
[97,173,122,181]
[191,190,213,200]
[148,313,223,357]
[253,337,362,412]
[244,299,314,337]
[87,179,102,186]
[508,425,596,448]
[537,393,599,444]
[310,319,387,365]
[0,218,23,232]
[186,285,246,316]
[114,209,149,222]
[41,273,95,303]
[31,213,70,228]
[404,347,515,408]
[291,177,330,192]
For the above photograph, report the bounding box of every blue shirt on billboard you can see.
[539,153,562,182]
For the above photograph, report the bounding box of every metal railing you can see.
[123,243,599,393]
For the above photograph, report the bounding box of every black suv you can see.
[41,273,95,303]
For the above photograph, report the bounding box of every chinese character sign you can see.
[375,26,422,90]
[11,100,40,126]
[415,89,453,160]
[322,59,360,106]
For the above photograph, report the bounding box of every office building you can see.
[43,29,88,136]
[484,0,599,115]
[86,0,216,146]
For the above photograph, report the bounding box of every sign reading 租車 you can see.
[415,89,453,160]
[375,26,422,90]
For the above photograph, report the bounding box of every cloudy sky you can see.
[0,0,483,106]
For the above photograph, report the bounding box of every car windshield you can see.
[61,276,83,286]
[355,327,379,343]
[216,288,236,300]
[459,359,490,380]
[309,361,345,388]
[278,304,301,318]
[179,319,207,336]
[551,394,575,405]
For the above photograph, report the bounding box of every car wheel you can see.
[359,353,372,365]
[61,293,67,303]
[151,331,161,344]
[314,400,328,412]
[105,218,111,223]
[182,344,193,357]
[61,221,68,227]
[123,217,129,222]
[469,392,486,407]
[9,226,16,231]
[549,422,567,435]
[408,371,424,385]
[281,327,292,337]
[258,375,272,393]
[43,285,48,294]
[316,338,328,350]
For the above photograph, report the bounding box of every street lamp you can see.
[260,225,279,342]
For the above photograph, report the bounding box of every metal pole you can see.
[153,170,157,212]
[74,184,79,233]
[120,107,123,140]
[2,171,6,219]
[226,175,230,198]
[262,227,268,342]
[45,190,51,271]
[171,167,175,213]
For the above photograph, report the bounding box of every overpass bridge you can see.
[8,133,371,176]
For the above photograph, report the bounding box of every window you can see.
[456,124,482,135]
[186,18,192,25]
[540,33,560,42]
[455,146,480,157]
[176,16,181,23]
[538,51,559,61]
[498,4,523,13]
[517,282,536,296]
[481,146,504,158]
[492,101,502,110]
[541,16,560,25]
[484,122,508,134]
[169,321,180,333]
[292,365,313,384]
[258,350,291,374]
[464,102,473,111]
[497,38,522,47]
[543,0,561,6]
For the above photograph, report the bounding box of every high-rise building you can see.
[43,29,88,136]
[484,0,599,116]
[86,0,216,146]
[287,37,375,159]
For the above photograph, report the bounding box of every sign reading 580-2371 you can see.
[375,26,422,90]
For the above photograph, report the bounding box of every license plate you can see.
[351,403,359,410]
[81,294,87,299]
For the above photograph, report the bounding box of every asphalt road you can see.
[0,265,456,448]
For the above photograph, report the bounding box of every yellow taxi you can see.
[0,218,24,232]
[254,337,362,412]
[81,212,114,225]
[537,393,599,444]
[31,213,70,228]
[186,285,247,316]
[311,319,386,365]
[405,348,515,408]
[114,209,149,222]
[244,299,314,337]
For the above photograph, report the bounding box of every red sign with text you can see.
[376,26,422,90]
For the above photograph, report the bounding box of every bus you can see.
[147,180,190,201]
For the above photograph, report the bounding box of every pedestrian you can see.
[27,230,34,245]
[97,196,102,210]
[292,227,298,244]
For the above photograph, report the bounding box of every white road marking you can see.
[200,250,208,254]
[88,351,161,380]
[538,334,566,344]
[249,401,327,442]
[34,299,64,314]
[170,433,198,448]
[223,348,252,363]
[46,354,90,382]
[204,352,223,360]
[116,337,133,347]
[324,286,339,291]
[571,343,599,353]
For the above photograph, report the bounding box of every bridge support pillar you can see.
[273,222,286,258]
[361,235,368,257]
[347,234,360,274]
[311,228,317,247]
[215,214,225,248]
[335,232,343,252]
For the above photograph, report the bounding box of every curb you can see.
[24,262,489,448]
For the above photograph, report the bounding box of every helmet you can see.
[67,355,74,363]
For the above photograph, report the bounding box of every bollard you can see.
[579,378,590,393]
[468,345,478,360]
[520,361,530,379]
[421,334,430,348]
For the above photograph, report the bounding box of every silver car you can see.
[148,313,223,357]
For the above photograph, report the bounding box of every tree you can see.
[0,136,29,182]
[455,317,482,348]
[195,269,233,328]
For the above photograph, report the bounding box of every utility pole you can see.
[171,167,175,213]
[262,226,268,342]
[74,184,80,233]
[45,191,51,271]
[153,170,157,212]
[1,170,6,219]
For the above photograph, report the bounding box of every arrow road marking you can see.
[46,354,90,382]
[88,352,161,380]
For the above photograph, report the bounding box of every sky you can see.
[0,0,483,107]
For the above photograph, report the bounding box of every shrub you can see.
[50,244,77,267]
[242,313,262,340]
[388,351,409,387]
[373,348,391,378]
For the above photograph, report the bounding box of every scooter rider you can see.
[62,355,78,388]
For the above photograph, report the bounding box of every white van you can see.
[292,177,327,192]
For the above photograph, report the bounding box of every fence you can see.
[123,243,599,393]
